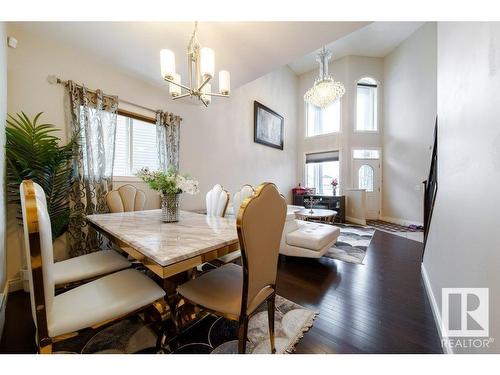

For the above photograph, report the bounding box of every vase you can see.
[161,193,180,223]
[332,187,337,196]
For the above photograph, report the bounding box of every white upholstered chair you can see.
[178,183,287,354]
[20,180,166,353]
[205,184,230,217]
[279,206,340,258]
[106,184,146,213]
[216,185,255,264]
[29,182,130,287]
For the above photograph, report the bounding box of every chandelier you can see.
[160,22,230,107]
[304,47,345,108]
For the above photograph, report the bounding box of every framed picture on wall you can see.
[254,101,284,150]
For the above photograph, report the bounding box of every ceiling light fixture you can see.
[160,22,230,107]
[304,47,345,108]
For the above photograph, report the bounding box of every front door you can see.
[353,158,381,220]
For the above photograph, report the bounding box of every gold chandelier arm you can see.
[164,77,192,92]
[197,75,211,92]
[202,92,229,98]
[172,93,191,100]
[200,97,209,107]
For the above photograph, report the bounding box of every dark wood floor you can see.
[0,229,442,354]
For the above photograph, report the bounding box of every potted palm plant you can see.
[6,112,76,240]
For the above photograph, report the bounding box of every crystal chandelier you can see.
[304,47,345,108]
[160,22,230,107]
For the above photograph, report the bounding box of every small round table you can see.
[295,208,337,223]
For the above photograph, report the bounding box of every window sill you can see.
[304,132,342,140]
[353,129,379,134]
[113,176,142,183]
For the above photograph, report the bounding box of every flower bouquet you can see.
[136,167,199,222]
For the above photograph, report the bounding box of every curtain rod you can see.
[47,75,158,115]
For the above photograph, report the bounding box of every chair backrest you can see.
[232,185,255,214]
[205,184,230,217]
[106,184,146,213]
[20,180,55,342]
[236,183,286,313]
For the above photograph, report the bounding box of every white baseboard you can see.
[421,264,453,354]
[380,215,423,228]
[346,216,366,226]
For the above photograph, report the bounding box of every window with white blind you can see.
[306,100,341,137]
[356,77,378,132]
[113,114,160,177]
[305,151,340,195]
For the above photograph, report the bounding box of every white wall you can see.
[423,22,500,354]
[382,22,437,224]
[296,55,383,193]
[6,24,297,282]
[0,22,8,338]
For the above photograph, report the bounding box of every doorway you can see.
[352,149,381,220]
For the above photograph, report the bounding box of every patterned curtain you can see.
[66,81,118,257]
[156,111,181,172]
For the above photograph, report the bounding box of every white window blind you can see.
[305,150,340,195]
[113,114,160,177]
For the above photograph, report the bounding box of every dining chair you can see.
[106,184,147,213]
[215,184,255,265]
[177,183,287,353]
[28,182,131,288]
[20,180,167,353]
[205,184,230,217]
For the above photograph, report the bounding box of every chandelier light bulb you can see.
[219,70,230,95]
[160,49,176,80]
[200,47,215,79]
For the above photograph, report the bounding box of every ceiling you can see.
[288,22,425,75]
[10,22,369,90]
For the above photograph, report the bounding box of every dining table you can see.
[86,209,240,331]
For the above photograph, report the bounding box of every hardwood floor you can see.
[276,230,442,353]
[0,229,442,354]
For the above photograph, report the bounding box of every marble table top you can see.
[87,210,239,267]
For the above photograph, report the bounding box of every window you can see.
[356,77,378,131]
[358,165,374,192]
[305,151,340,195]
[353,149,380,159]
[113,113,160,176]
[306,100,341,137]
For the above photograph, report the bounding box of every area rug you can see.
[53,295,316,354]
[323,223,375,265]
[366,220,423,233]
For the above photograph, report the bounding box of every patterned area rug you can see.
[53,295,316,354]
[366,220,423,233]
[324,223,375,264]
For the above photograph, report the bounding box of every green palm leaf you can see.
[6,112,78,239]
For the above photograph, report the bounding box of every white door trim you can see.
[351,147,382,220]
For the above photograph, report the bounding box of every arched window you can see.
[358,164,374,192]
[356,77,378,131]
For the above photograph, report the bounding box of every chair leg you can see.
[267,295,276,354]
[238,315,249,354]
